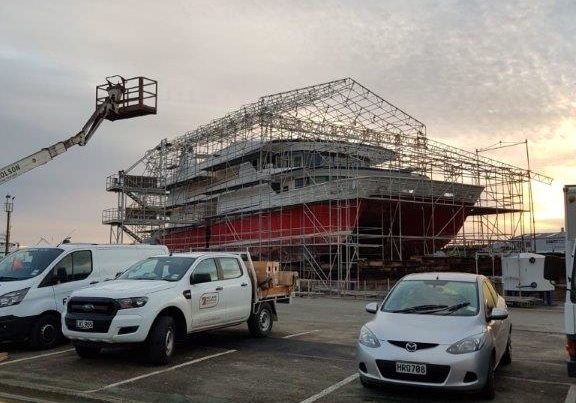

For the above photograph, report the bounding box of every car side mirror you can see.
[190,272,212,285]
[115,271,124,279]
[365,302,378,314]
[488,307,508,321]
[56,267,68,283]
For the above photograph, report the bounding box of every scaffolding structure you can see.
[102,78,552,288]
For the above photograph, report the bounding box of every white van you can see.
[0,243,168,349]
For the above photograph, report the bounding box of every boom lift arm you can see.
[0,76,157,185]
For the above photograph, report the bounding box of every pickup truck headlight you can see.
[0,288,30,307]
[359,326,381,348]
[447,332,486,354]
[116,297,148,309]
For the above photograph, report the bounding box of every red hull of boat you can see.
[163,199,471,260]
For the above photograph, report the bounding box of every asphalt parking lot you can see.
[0,297,574,403]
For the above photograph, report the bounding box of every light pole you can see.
[4,195,14,256]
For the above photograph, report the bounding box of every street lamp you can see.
[4,195,14,256]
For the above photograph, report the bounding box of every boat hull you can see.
[163,198,472,261]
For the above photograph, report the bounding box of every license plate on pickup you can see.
[76,320,94,330]
[395,361,427,375]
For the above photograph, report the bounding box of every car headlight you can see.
[359,326,381,348]
[116,297,148,309]
[447,332,486,354]
[0,288,30,307]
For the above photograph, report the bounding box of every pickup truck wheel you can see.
[75,345,101,359]
[248,303,273,338]
[148,316,176,365]
[29,314,62,350]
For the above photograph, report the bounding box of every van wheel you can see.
[75,345,101,359]
[29,314,61,350]
[248,303,273,338]
[148,316,176,365]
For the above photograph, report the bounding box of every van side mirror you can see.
[56,267,68,284]
[191,272,212,285]
[365,302,378,314]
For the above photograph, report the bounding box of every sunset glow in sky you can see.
[0,0,574,246]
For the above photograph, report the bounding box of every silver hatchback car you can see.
[357,272,511,400]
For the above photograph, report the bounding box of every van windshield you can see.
[118,257,196,282]
[0,248,64,281]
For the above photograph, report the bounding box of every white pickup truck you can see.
[62,251,295,364]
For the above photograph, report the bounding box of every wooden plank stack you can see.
[252,260,299,299]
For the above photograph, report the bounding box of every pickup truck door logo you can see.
[199,292,219,309]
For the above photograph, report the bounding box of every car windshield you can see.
[382,279,479,316]
[118,257,196,282]
[0,248,64,281]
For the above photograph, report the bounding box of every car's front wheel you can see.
[480,355,496,400]
[501,331,512,366]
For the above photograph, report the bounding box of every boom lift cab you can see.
[0,76,157,185]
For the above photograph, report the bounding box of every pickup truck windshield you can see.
[0,248,64,281]
[119,257,196,282]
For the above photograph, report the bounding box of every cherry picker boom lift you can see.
[0,76,157,185]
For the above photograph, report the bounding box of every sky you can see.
[0,0,575,246]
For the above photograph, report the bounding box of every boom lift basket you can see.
[96,76,158,121]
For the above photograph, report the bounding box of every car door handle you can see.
[241,283,248,287]
[90,281,99,285]
[215,286,223,291]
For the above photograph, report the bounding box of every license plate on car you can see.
[395,361,427,375]
[76,320,94,330]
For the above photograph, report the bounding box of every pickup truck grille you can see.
[68,297,118,315]
[65,297,118,333]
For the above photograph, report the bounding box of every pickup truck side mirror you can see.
[190,272,212,285]
[56,267,68,284]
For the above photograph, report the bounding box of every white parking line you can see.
[84,349,237,393]
[299,373,359,403]
[0,391,63,403]
[283,330,320,339]
[501,375,574,387]
[0,348,74,367]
